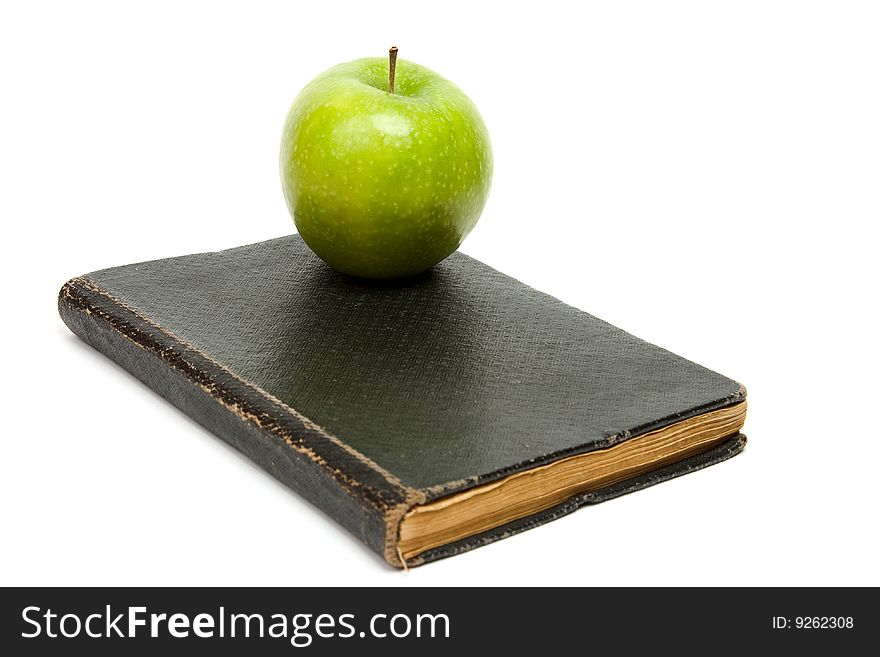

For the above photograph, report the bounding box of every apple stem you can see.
[389,46,398,94]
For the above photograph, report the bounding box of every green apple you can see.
[280,49,492,279]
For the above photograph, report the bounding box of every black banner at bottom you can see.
[1,587,873,654]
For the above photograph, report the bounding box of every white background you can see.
[2,1,878,586]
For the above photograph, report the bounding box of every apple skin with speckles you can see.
[280,57,493,279]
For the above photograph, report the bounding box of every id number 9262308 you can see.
[772,616,854,629]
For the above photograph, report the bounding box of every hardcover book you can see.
[59,235,747,567]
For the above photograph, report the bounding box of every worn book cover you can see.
[59,235,747,567]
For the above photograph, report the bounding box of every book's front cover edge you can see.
[419,390,746,502]
[410,432,747,567]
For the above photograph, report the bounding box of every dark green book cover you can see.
[59,235,746,567]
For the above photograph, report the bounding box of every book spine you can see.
[58,278,415,567]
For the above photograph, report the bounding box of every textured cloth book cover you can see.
[59,235,746,567]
